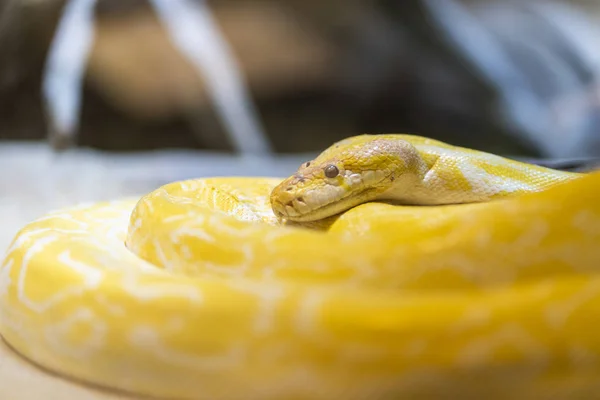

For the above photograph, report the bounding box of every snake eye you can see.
[324,164,339,178]
[304,161,311,168]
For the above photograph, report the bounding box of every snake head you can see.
[270,135,421,222]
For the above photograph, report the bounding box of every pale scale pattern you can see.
[1,138,600,399]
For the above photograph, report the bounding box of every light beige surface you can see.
[0,142,309,399]
[0,339,137,399]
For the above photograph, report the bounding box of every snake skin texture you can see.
[1,134,599,400]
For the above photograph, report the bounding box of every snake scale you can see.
[2,134,600,399]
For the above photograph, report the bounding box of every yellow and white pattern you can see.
[1,134,600,400]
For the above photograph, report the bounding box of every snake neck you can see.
[376,147,580,206]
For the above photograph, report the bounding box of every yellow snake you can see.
[2,134,600,400]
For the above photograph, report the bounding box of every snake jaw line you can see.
[270,135,426,221]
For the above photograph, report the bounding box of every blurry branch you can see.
[42,0,95,150]
[420,0,555,154]
[42,0,273,155]
[148,0,271,155]
[382,0,600,158]
[84,1,337,152]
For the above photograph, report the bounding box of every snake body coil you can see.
[1,134,600,400]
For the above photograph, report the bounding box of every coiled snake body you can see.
[1,134,600,399]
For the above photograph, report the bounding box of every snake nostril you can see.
[297,196,304,203]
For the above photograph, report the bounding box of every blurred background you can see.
[2,0,600,248]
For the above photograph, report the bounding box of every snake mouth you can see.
[271,168,395,222]
[273,186,382,222]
